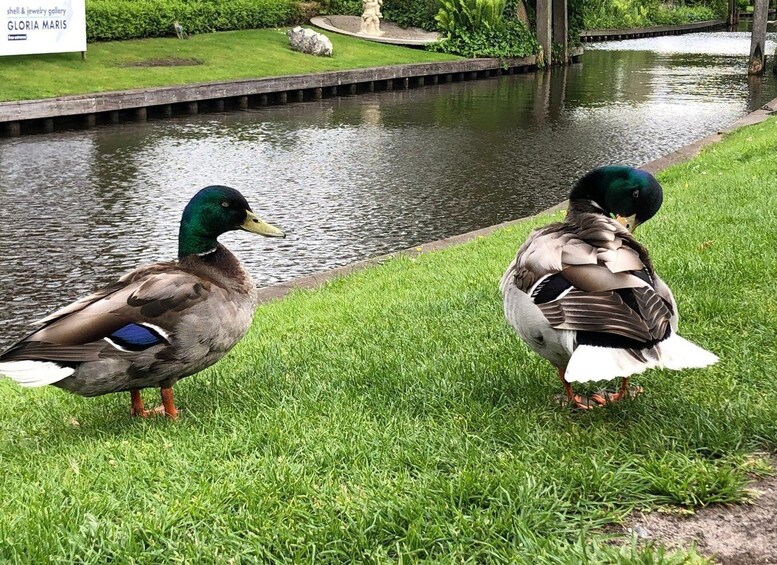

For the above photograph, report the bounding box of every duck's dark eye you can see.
[632,189,640,198]
[221,201,230,208]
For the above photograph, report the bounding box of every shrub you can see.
[85,0,296,41]
[321,0,362,16]
[427,19,537,57]
[435,0,507,33]
[322,0,438,30]
[383,0,441,30]
[576,0,724,29]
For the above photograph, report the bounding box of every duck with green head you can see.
[500,166,718,409]
[0,186,285,419]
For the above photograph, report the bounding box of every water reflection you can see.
[0,31,776,347]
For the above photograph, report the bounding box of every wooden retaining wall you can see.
[0,56,542,137]
[580,19,726,42]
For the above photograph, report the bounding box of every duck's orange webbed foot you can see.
[556,370,642,410]
[130,388,179,419]
[590,378,644,406]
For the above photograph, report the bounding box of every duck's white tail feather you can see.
[654,333,719,370]
[565,333,718,384]
[0,361,74,387]
[565,345,659,383]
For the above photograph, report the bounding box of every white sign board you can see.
[1,0,86,56]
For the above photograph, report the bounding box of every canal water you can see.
[0,29,776,347]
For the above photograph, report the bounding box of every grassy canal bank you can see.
[0,28,460,102]
[0,105,775,559]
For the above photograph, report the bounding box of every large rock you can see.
[287,26,333,57]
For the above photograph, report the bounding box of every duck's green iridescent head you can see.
[178,186,285,258]
[569,166,663,232]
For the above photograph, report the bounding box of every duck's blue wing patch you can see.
[107,323,166,351]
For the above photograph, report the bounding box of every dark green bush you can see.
[383,0,440,30]
[86,0,296,41]
[427,19,537,57]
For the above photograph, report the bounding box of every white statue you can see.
[360,0,384,36]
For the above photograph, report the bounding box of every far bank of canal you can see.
[0,28,775,347]
[0,20,727,137]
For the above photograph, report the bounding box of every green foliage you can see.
[576,0,723,30]
[85,0,297,42]
[383,0,442,30]
[428,19,537,57]
[435,0,507,33]
[430,0,539,57]
[321,0,362,16]
[321,0,439,29]
[649,4,718,25]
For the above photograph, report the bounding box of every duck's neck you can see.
[178,223,219,258]
[180,244,254,290]
[566,199,607,220]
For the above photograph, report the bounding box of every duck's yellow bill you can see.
[241,211,286,238]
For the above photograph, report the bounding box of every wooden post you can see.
[727,0,738,27]
[552,0,568,63]
[536,0,552,66]
[774,45,777,75]
[6,122,21,136]
[748,0,769,75]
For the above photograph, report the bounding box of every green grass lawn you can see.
[1,119,776,562]
[0,28,459,102]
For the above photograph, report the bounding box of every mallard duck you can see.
[500,166,718,409]
[0,186,285,419]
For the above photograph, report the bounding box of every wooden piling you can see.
[536,0,552,65]
[748,0,769,75]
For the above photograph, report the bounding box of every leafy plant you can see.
[435,0,507,34]
[428,19,538,57]
[576,0,724,29]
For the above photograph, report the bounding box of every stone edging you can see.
[580,19,725,42]
[253,95,777,306]
[0,57,536,136]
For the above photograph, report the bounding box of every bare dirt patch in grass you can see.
[621,470,777,564]
[122,58,203,67]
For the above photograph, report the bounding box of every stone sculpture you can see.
[360,0,384,36]
[287,26,333,57]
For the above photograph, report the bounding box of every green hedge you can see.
[86,0,297,41]
[578,0,722,30]
[323,0,438,29]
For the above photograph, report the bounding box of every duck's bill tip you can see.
[241,212,286,238]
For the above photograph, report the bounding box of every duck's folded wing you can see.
[538,285,672,345]
[0,266,211,364]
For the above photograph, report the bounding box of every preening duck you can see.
[0,186,285,419]
[500,166,718,409]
